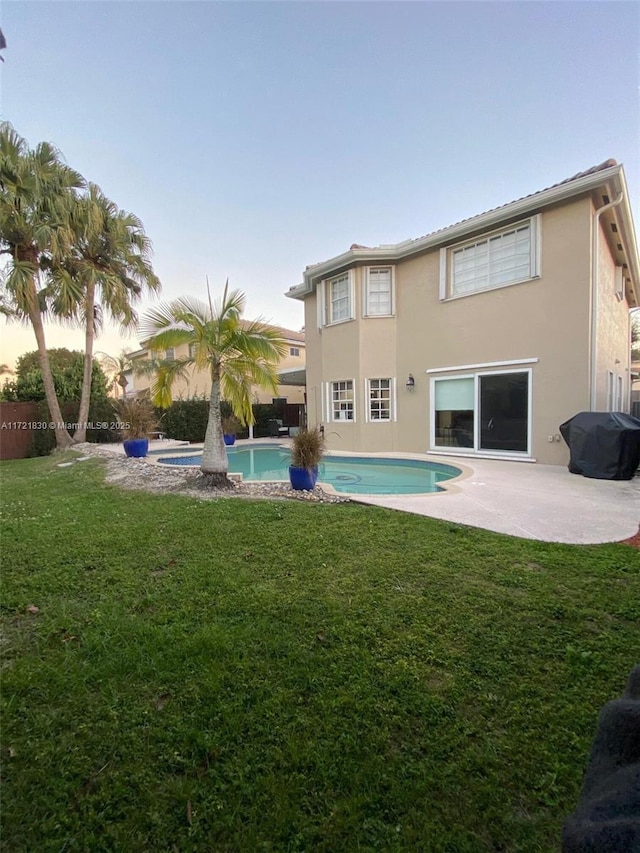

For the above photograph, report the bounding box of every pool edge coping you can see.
[148,441,473,498]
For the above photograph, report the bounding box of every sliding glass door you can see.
[479,372,529,452]
[432,370,530,455]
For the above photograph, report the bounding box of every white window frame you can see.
[290,346,300,357]
[363,266,394,317]
[365,377,394,422]
[430,367,533,459]
[439,215,541,301]
[328,379,356,422]
[606,370,614,411]
[165,347,175,361]
[616,375,623,411]
[318,271,355,327]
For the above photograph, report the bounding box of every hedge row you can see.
[30,398,122,456]
[30,399,300,455]
[157,400,290,443]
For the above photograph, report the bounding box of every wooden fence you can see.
[0,401,40,460]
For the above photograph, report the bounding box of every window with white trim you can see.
[368,378,391,421]
[319,272,354,327]
[188,343,197,358]
[165,347,175,361]
[441,217,539,299]
[364,267,393,316]
[331,380,355,421]
[290,347,300,357]
[607,371,614,411]
[329,273,350,323]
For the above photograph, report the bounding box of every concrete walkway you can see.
[354,456,640,545]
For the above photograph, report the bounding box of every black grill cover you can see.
[559,412,640,480]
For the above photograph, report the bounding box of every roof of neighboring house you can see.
[132,321,305,354]
[289,160,639,304]
[261,323,305,344]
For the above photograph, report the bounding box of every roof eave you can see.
[611,169,640,307]
[292,164,628,297]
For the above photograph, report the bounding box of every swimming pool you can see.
[157,444,461,495]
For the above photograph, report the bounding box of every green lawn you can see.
[1,453,638,852]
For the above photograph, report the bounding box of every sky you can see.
[0,0,638,369]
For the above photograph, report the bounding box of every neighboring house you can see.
[286,160,639,466]
[128,324,306,405]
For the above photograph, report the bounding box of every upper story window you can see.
[165,347,175,361]
[331,380,355,421]
[329,273,350,322]
[440,216,540,299]
[188,343,197,359]
[290,346,300,357]
[364,267,394,316]
[318,271,355,327]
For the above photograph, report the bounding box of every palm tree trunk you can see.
[200,368,230,484]
[74,283,96,443]
[27,282,74,449]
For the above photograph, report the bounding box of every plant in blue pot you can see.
[221,414,241,446]
[289,426,326,491]
[113,397,159,458]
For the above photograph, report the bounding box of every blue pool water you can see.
[157,444,461,495]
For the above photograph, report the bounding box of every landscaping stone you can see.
[69,444,349,504]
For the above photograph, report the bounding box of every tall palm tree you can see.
[51,184,161,442]
[0,123,84,448]
[140,281,288,483]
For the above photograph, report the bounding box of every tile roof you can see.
[320,160,620,260]
[292,159,627,294]
[404,159,619,247]
[256,322,305,342]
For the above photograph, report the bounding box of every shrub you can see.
[221,414,242,435]
[290,427,326,470]
[28,399,122,456]
[112,398,159,440]
[158,398,210,443]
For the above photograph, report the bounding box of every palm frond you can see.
[149,358,192,409]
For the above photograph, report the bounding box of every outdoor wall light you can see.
[406,374,415,391]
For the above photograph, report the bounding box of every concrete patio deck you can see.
[354,456,640,546]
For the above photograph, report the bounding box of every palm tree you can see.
[140,281,288,484]
[95,350,134,398]
[0,123,84,448]
[95,349,173,399]
[50,184,161,442]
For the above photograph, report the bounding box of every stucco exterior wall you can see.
[304,197,604,465]
[594,218,631,411]
[304,290,323,428]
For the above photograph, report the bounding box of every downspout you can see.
[590,192,623,409]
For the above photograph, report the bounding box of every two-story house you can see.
[286,160,639,465]
[127,324,306,405]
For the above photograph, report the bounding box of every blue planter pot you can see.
[223,434,236,446]
[289,465,318,491]
[123,438,149,458]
